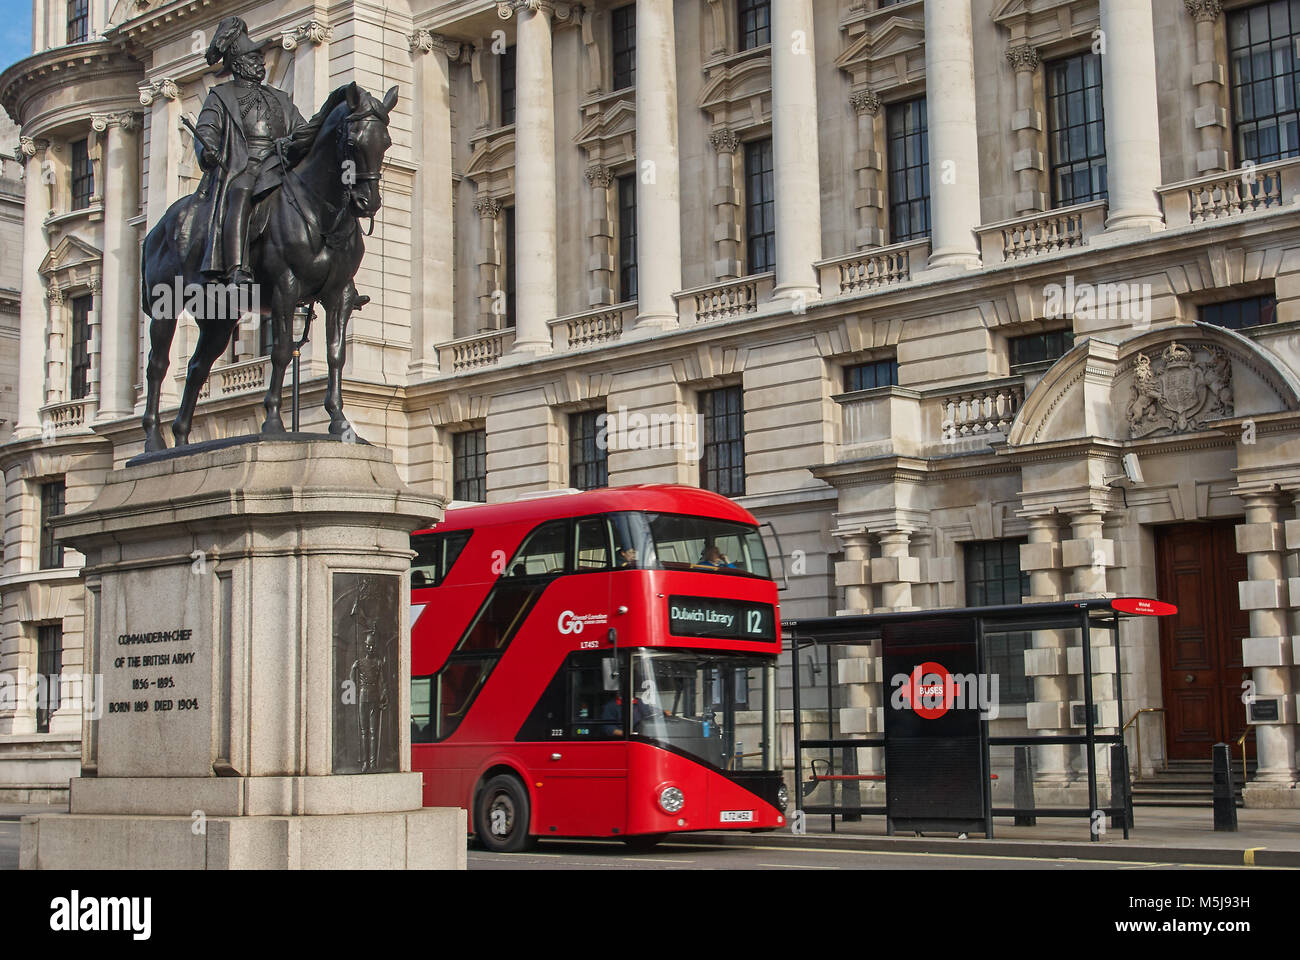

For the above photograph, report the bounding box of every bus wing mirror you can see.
[759,521,790,592]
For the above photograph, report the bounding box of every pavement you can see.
[3,801,1297,867]
[675,806,1300,867]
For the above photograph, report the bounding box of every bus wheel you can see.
[476,774,532,853]
[621,833,667,851]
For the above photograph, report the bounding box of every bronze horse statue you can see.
[140,81,398,452]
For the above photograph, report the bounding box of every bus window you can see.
[641,513,770,578]
[610,512,654,569]
[411,676,434,743]
[411,530,472,588]
[434,657,494,740]
[507,520,569,577]
[570,652,621,738]
[574,517,613,571]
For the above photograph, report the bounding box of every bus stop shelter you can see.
[786,597,1176,840]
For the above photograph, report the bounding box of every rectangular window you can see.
[738,0,771,50]
[1009,330,1075,367]
[845,358,899,392]
[36,625,63,733]
[1229,1,1300,164]
[70,138,93,210]
[611,4,636,90]
[40,480,66,570]
[504,205,516,328]
[69,296,91,400]
[452,429,487,503]
[744,139,775,274]
[66,0,88,44]
[500,45,517,127]
[569,410,608,491]
[1199,294,1278,330]
[1046,51,1107,207]
[886,98,930,242]
[963,539,1031,707]
[617,174,638,301]
[700,386,745,497]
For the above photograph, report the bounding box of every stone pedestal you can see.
[20,439,466,869]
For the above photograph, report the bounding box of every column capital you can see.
[138,78,179,105]
[409,29,463,59]
[47,284,63,306]
[18,135,44,158]
[709,127,739,154]
[584,163,613,188]
[849,89,881,116]
[282,20,333,50]
[1005,43,1040,73]
[474,195,502,218]
[1184,0,1222,23]
[497,1,581,22]
[88,277,101,295]
[91,111,142,134]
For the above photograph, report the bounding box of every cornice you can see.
[0,41,142,127]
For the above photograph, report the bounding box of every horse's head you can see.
[340,83,398,219]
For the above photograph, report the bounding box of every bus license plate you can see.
[720,810,754,823]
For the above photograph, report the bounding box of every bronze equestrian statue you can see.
[141,15,398,452]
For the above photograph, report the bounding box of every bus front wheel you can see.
[476,774,533,853]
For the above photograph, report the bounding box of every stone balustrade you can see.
[976,200,1107,264]
[675,273,773,325]
[937,378,1025,442]
[816,239,926,296]
[1160,158,1300,227]
[550,303,630,351]
[835,386,923,460]
[214,356,270,397]
[437,329,515,374]
[40,398,94,435]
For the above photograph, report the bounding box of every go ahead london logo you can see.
[889,661,1000,720]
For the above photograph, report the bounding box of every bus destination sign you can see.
[667,596,776,641]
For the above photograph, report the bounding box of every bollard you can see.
[1109,743,1133,831]
[1212,742,1238,832]
[1014,745,1036,826]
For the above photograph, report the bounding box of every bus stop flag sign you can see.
[1111,597,1177,617]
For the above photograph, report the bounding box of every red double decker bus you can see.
[409,485,787,850]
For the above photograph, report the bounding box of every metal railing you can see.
[1122,707,1167,776]
[1234,726,1255,792]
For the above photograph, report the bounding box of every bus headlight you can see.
[658,786,685,814]
[776,782,789,812]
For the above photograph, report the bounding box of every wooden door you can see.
[1155,522,1252,761]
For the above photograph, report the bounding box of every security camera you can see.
[1106,453,1144,488]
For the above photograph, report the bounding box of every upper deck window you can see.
[411,530,472,588]
[608,511,771,580]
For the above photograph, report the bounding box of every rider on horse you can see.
[194,16,312,289]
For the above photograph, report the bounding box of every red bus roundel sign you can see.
[901,661,956,719]
[1111,597,1177,617]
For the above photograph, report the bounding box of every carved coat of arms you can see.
[1127,342,1234,438]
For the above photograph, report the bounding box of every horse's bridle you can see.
[338,107,386,237]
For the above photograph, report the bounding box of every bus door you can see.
[532,517,628,837]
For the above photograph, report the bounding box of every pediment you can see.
[698,54,771,114]
[465,132,516,183]
[574,97,636,149]
[40,234,102,277]
[1008,323,1300,447]
[835,16,925,71]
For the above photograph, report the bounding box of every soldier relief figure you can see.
[140,15,399,453]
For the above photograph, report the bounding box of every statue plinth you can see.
[20,440,465,869]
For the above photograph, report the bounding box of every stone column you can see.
[584,163,614,306]
[872,530,918,611]
[511,1,557,353]
[95,112,142,420]
[849,90,884,249]
[771,0,822,302]
[409,31,459,375]
[634,0,683,328]
[16,138,48,436]
[46,285,64,407]
[836,532,872,615]
[1099,0,1165,231]
[1064,511,1114,598]
[923,0,983,269]
[474,195,502,331]
[1186,0,1228,175]
[1006,44,1045,214]
[709,129,741,280]
[283,20,333,113]
[1237,492,1298,787]
[1022,513,1071,780]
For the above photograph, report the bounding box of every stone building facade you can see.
[0,0,1298,806]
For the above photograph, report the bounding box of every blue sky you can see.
[0,1,31,74]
